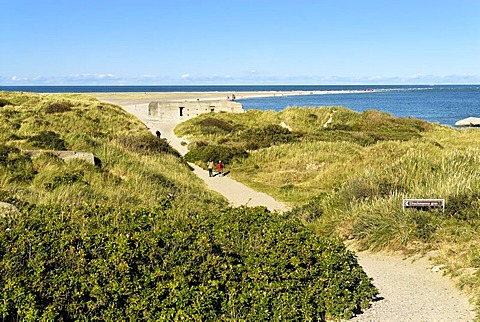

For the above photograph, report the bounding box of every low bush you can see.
[446,192,480,221]
[196,117,236,134]
[0,205,377,321]
[184,144,248,165]
[0,145,36,183]
[0,145,19,166]
[45,102,72,114]
[115,134,180,157]
[0,98,12,107]
[44,171,87,191]
[312,129,378,146]
[286,195,326,223]
[5,154,36,183]
[240,124,300,150]
[27,131,67,150]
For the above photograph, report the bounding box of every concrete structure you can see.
[23,150,96,165]
[455,117,480,127]
[148,99,244,121]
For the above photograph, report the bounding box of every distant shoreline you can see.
[92,90,374,106]
[3,85,477,127]
[0,84,448,94]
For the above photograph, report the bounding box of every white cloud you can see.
[1,73,480,86]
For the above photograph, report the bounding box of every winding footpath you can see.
[104,97,476,321]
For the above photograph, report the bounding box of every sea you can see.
[1,85,479,127]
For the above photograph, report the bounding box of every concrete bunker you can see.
[148,100,244,121]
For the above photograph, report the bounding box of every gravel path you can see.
[109,99,476,322]
[351,251,475,321]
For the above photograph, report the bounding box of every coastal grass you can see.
[0,92,377,320]
[177,106,480,310]
[0,91,225,210]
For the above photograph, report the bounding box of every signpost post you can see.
[402,199,445,212]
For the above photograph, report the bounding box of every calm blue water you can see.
[237,85,480,127]
[1,85,479,127]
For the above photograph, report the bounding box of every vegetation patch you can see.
[177,106,480,310]
[45,102,72,114]
[184,143,248,165]
[240,124,300,149]
[196,117,236,134]
[27,131,67,150]
[115,134,180,157]
[0,98,12,107]
[0,91,221,209]
[0,144,36,183]
[446,192,480,222]
[44,170,87,191]
[0,205,377,321]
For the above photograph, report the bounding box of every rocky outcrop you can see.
[455,117,480,127]
[0,202,20,218]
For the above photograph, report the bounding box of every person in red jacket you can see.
[217,160,224,176]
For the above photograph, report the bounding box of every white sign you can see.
[403,199,445,212]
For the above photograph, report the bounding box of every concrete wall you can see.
[23,150,96,165]
[148,100,244,121]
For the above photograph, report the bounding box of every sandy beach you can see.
[93,89,370,106]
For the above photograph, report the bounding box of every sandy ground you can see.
[351,251,476,321]
[95,90,321,106]
[94,88,373,105]
[96,92,476,321]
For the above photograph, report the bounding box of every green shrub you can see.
[0,98,12,107]
[0,189,28,208]
[307,113,319,122]
[312,129,377,146]
[115,134,180,157]
[447,192,480,221]
[0,145,19,166]
[241,124,299,150]
[27,131,67,150]
[0,145,35,183]
[196,117,236,134]
[44,171,87,191]
[5,154,36,183]
[45,102,72,114]
[0,205,377,321]
[323,109,432,145]
[287,195,325,223]
[184,144,248,165]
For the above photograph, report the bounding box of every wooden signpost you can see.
[403,198,445,212]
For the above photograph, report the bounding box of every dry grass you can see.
[0,91,226,211]
[175,107,480,308]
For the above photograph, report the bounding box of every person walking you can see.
[207,159,214,177]
[217,160,224,176]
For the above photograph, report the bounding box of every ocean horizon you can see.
[1,84,479,127]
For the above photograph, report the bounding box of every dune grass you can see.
[177,106,480,309]
[0,92,379,320]
[0,91,226,211]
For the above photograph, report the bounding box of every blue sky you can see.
[1,0,479,85]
